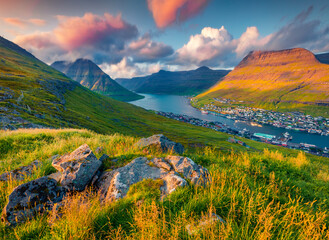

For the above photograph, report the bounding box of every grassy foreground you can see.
[1,129,329,239]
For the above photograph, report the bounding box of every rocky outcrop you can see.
[135,134,184,154]
[96,156,209,202]
[2,140,210,226]
[0,160,41,181]
[1,176,66,226]
[52,144,102,191]
[166,156,209,185]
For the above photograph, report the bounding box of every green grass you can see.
[0,129,329,239]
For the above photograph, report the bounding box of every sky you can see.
[0,0,329,78]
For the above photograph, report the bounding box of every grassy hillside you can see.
[196,48,329,117]
[1,129,329,239]
[51,59,143,102]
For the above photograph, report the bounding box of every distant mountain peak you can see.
[51,58,143,101]
[196,66,210,71]
[238,48,318,69]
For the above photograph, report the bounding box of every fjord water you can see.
[130,94,329,148]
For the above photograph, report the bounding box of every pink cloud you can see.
[53,13,137,51]
[15,32,55,49]
[3,18,27,28]
[147,0,209,28]
[3,17,46,28]
[29,18,46,26]
[128,34,173,62]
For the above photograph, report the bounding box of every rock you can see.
[1,176,66,226]
[47,171,62,182]
[99,154,109,162]
[52,144,102,191]
[0,160,42,182]
[49,154,60,162]
[96,156,208,203]
[186,213,225,236]
[135,134,184,154]
[95,146,103,154]
[97,157,167,202]
[166,156,210,185]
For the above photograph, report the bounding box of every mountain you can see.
[116,66,230,95]
[51,59,143,101]
[0,36,242,147]
[315,52,329,65]
[196,48,329,117]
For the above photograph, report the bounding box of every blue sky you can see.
[0,0,328,78]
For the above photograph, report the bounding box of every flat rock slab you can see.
[0,160,41,182]
[135,134,184,154]
[96,156,209,203]
[1,176,66,226]
[52,144,101,191]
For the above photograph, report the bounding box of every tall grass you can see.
[1,129,329,239]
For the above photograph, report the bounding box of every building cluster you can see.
[156,111,329,158]
[201,102,329,136]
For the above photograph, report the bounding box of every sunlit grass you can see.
[1,129,329,239]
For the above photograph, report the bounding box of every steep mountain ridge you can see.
[51,59,143,101]
[196,48,329,116]
[116,67,230,95]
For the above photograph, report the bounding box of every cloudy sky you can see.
[1,0,329,78]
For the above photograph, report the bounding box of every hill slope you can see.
[116,66,230,95]
[196,48,329,116]
[0,36,254,149]
[51,59,143,101]
[316,52,329,65]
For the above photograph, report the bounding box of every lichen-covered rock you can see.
[52,144,102,191]
[1,176,66,226]
[96,156,208,203]
[135,134,184,154]
[0,160,41,182]
[166,156,210,185]
[97,157,167,201]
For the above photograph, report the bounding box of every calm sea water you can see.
[130,94,329,148]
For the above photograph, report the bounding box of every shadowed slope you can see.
[51,59,143,101]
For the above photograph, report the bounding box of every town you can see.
[156,111,329,158]
[194,97,329,136]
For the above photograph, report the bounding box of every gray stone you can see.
[135,134,184,154]
[96,156,209,203]
[47,171,62,182]
[0,160,42,182]
[52,144,102,191]
[166,156,210,185]
[95,146,104,154]
[1,176,66,226]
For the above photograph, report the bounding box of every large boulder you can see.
[52,144,102,191]
[135,134,184,154]
[166,156,210,185]
[1,176,66,226]
[96,156,209,202]
[0,160,41,182]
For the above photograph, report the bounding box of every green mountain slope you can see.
[196,48,329,117]
[51,59,143,101]
[116,66,230,96]
[0,36,253,150]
